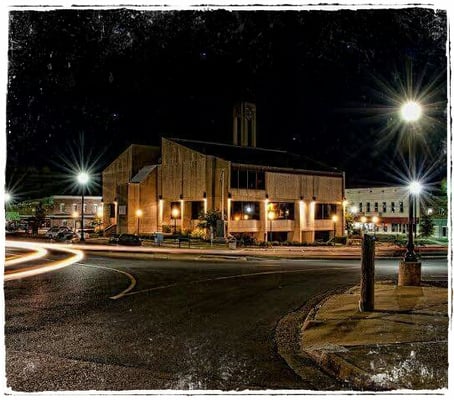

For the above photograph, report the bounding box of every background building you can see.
[102,104,345,243]
[5,195,102,231]
[345,186,418,235]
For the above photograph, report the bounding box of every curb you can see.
[275,286,355,390]
[275,284,400,391]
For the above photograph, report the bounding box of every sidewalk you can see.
[297,282,448,391]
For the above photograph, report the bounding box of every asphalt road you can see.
[4,251,448,392]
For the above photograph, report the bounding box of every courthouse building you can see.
[102,103,345,243]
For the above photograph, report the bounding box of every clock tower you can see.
[233,102,256,147]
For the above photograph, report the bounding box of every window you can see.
[268,202,295,220]
[382,202,387,213]
[366,202,371,212]
[391,223,398,232]
[231,201,260,220]
[59,203,65,213]
[391,202,395,213]
[191,201,204,220]
[359,202,363,213]
[442,227,448,237]
[374,202,379,212]
[315,204,337,220]
[109,203,115,218]
[399,201,404,213]
[93,204,98,214]
[231,167,265,190]
[72,204,78,212]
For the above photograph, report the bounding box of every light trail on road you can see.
[4,241,85,281]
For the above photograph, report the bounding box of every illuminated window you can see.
[269,202,295,220]
[231,201,260,220]
[60,203,65,213]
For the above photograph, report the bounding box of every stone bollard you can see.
[359,234,375,312]
[398,260,421,286]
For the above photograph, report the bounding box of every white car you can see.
[45,226,73,239]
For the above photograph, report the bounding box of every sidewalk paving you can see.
[298,282,448,391]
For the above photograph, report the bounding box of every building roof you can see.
[131,165,158,183]
[168,138,342,175]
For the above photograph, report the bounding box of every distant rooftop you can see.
[168,138,342,175]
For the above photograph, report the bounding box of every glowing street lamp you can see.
[400,101,422,123]
[77,171,90,242]
[135,209,143,235]
[332,214,338,238]
[5,192,11,204]
[72,211,79,231]
[405,180,422,262]
[372,216,379,234]
[171,207,180,234]
[268,210,276,242]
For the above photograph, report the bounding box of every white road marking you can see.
[125,266,357,297]
[75,262,137,300]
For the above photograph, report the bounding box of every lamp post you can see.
[72,211,79,232]
[171,207,180,234]
[331,214,338,238]
[404,180,422,262]
[398,100,423,286]
[267,210,275,242]
[77,172,90,242]
[372,216,379,235]
[136,209,143,235]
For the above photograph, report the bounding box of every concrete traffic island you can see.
[280,282,448,391]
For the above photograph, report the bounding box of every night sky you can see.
[6,6,448,199]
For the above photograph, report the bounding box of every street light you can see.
[135,209,143,235]
[405,180,422,262]
[5,192,11,204]
[372,216,379,234]
[332,214,338,238]
[400,101,422,122]
[171,207,180,234]
[72,211,79,232]
[267,210,275,242]
[77,171,90,242]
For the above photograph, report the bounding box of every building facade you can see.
[102,138,345,242]
[345,186,418,234]
[48,195,103,229]
[6,195,102,230]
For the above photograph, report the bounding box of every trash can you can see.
[228,239,237,250]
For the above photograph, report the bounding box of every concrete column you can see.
[398,261,422,286]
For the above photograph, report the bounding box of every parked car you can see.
[55,231,80,243]
[45,226,72,239]
[118,233,142,246]
[108,234,120,245]
[76,228,95,239]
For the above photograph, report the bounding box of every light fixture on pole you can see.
[404,180,422,262]
[72,211,79,232]
[267,210,275,242]
[171,207,180,234]
[371,216,379,234]
[77,171,90,242]
[135,209,143,235]
[332,214,338,238]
